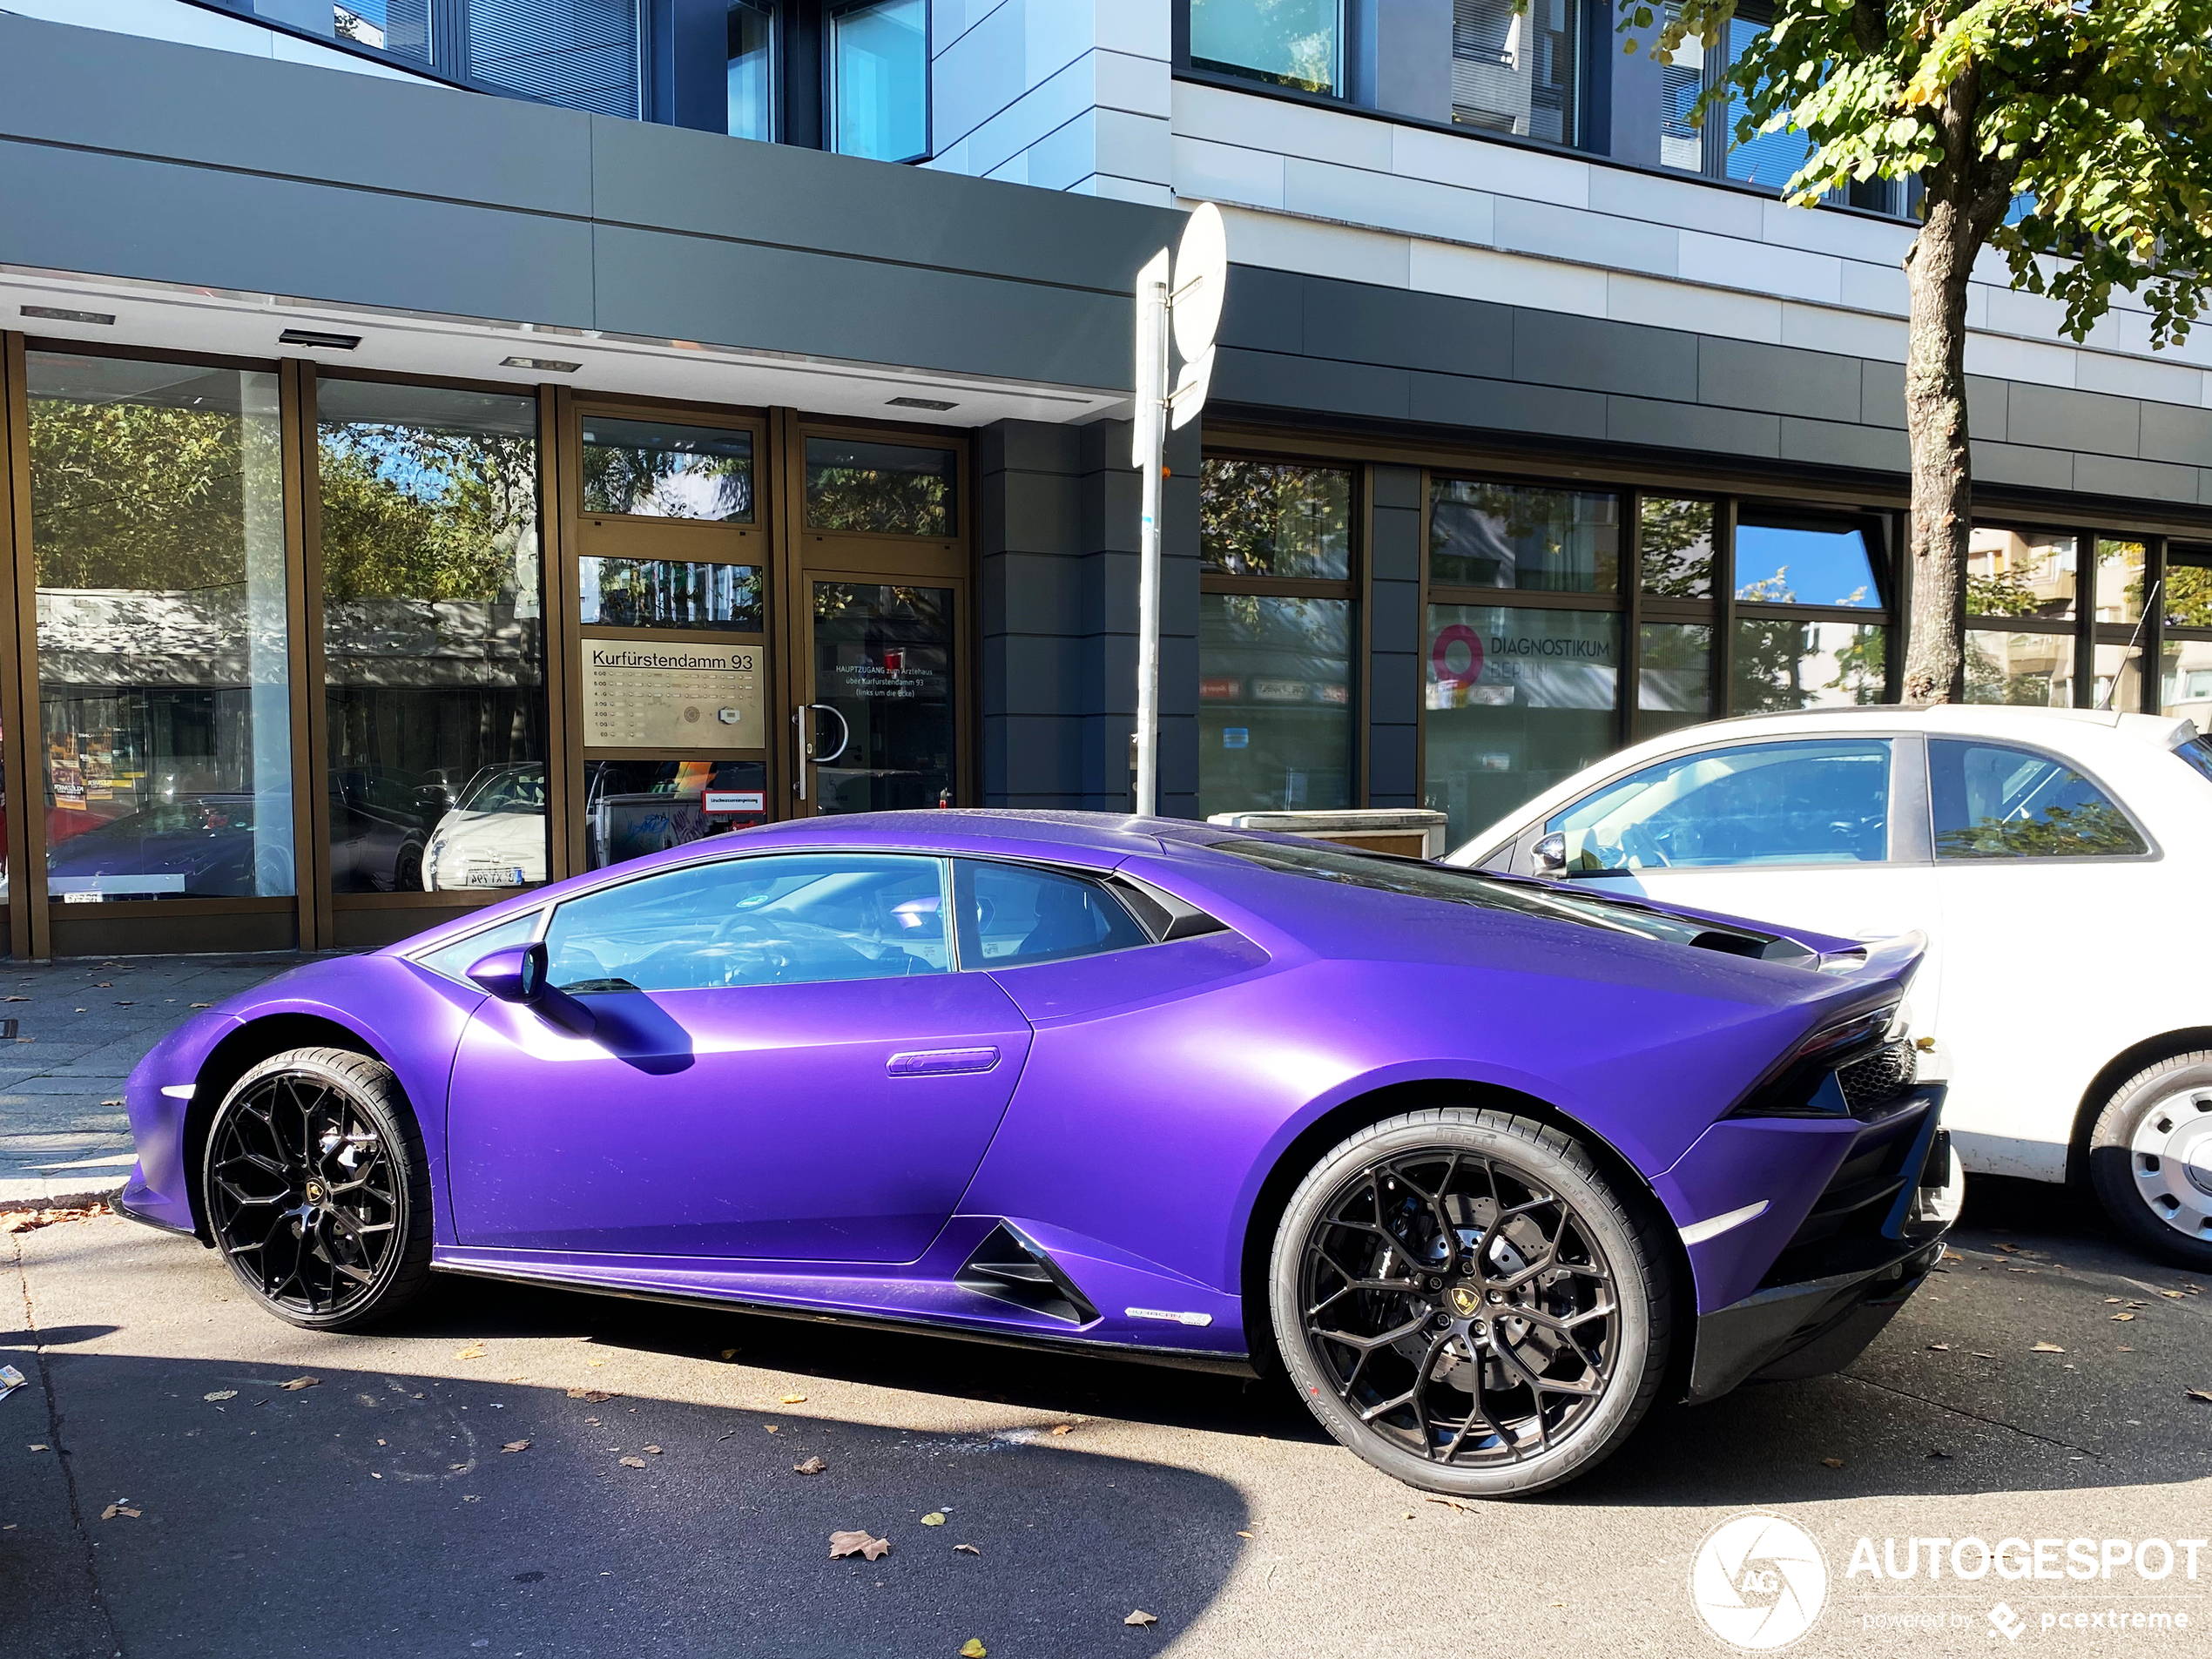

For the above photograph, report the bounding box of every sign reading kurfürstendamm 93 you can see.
[581,641,763,750]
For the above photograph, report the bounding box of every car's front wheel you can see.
[1271,1107,1672,1498]
[202,1046,435,1331]
[2087,1053,2212,1271]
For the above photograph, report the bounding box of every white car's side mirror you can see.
[1534,832,1567,874]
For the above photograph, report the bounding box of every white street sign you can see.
[1170,201,1226,366]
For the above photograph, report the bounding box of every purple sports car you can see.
[118,812,1952,1496]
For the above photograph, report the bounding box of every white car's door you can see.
[1520,732,1945,1028]
[1924,734,2153,1181]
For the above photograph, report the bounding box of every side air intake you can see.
[955,1224,1100,1325]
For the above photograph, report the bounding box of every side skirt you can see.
[430,1259,1258,1379]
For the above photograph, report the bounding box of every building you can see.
[2,0,2209,960]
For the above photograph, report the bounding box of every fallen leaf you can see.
[1925,1342,1950,1352]
[566,1389,618,1403]
[583,1418,601,1427]
[586,1359,604,1368]
[1926,1447,1952,1460]
[1049,1423,1073,1435]
[3,995,26,1001]
[779,1393,807,1405]
[2113,1312,2136,1322]
[203,1390,238,1402]
[2187,1389,2212,1406]
[829,1529,890,1561]
[1425,1495,1472,1513]
[1996,1242,2021,1253]
[2159,1290,2186,1299]
[2105,1297,2124,1304]
[922,1512,947,1527]
[720,1348,739,1360]
[960,1642,987,1658]
[765,1426,779,1433]
[191,1002,212,1008]
[276,1376,320,1391]
[1971,1351,1997,1359]
[1125,1610,1158,1628]
[28,1445,48,1453]
[642,1445,662,1455]
[618,1456,646,1468]
[793,1457,827,1475]
[2031,1342,2066,1353]
[954,1543,980,1555]
[1820,1457,1844,1469]
[501,1440,531,1454]
[99,1504,141,1521]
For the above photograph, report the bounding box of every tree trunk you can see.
[1899,79,1991,705]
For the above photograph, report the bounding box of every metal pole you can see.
[1132,252,1170,817]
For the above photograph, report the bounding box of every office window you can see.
[728,2,775,140]
[1452,0,1579,145]
[317,381,547,895]
[26,354,295,903]
[1198,461,1355,818]
[831,0,928,162]
[581,417,753,522]
[334,1,428,62]
[805,439,954,536]
[1431,479,1620,594]
[1190,0,1343,95]
[1730,619,1885,712]
[1734,512,1881,608]
[462,0,642,118]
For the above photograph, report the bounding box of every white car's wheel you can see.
[2087,1053,2212,1271]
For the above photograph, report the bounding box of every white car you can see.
[1447,704,2212,1270]
[423,762,548,892]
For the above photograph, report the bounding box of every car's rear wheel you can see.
[1271,1107,1672,1498]
[203,1046,434,1331]
[2087,1053,2212,1271]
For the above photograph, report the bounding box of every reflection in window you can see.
[2096,539,2148,624]
[1548,739,1892,873]
[728,1,775,140]
[805,438,955,535]
[1639,497,1714,597]
[1430,479,1619,593]
[830,0,928,161]
[1723,12,1810,186]
[1451,0,1579,144]
[953,861,1149,967]
[1964,631,2067,707]
[812,583,954,813]
[581,418,753,522]
[1636,621,1711,740]
[2164,552,2212,630]
[1424,604,1617,844]
[27,354,293,903]
[1190,0,1343,94]
[1199,594,1353,817]
[1735,513,1881,607]
[544,853,949,991]
[317,381,546,894]
[580,559,762,632]
[334,1,428,61]
[461,0,642,118]
[1930,739,2146,860]
[1967,528,2075,620]
[1199,461,1351,578]
[1657,13,1704,172]
[584,758,767,871]
[1730,619,1885,712]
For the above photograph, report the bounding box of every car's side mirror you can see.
[1533,832,1568,875]
[467,941,594,1036]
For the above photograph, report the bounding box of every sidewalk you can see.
[0,953,313,1204]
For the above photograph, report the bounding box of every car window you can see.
[415,908,543,985]
[542,853,949,992]
[1544,739,1892,873]
[953,860,1150,968]
[2174,734,2212,783]
[1929,740,2147,860]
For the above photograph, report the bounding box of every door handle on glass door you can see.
[886,1048,1000,1078]
[795,702,852,802]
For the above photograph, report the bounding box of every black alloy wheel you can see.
[203,1046,434,1331]
[1272,1108,1671,1497]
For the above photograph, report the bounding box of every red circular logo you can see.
[1432,624,1485,688]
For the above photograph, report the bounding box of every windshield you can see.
[455,765,548,816]
[2174,734,2212,784]
[1199,834,1810,959]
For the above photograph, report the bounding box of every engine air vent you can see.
[955,1224,1100,1325]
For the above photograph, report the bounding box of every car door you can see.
[1924,736,2153,1180]
[445,849,1032,1261]
[1525,733,1945,1027]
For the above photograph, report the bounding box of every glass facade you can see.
[1730,618,1886,712]
[805,438,955,535]
[830,0,928,162]
[27,354,293,903]
[1451,0,1578,144]
[1190,0,1343,94]
[579,558,762,631]
[1431,479,1619,592]
[728,1,776,140]
[316,381,546,894]
[581,417,753,522]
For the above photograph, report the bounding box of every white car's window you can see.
[1930,740,2146,860]
[2173,735,2212,784]
[1544,739,1892,873]
[543,853,949,992]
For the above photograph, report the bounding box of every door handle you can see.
[887,1047,1000,1078]
[794,703,852,803]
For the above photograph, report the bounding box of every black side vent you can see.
[955,1224,1100,1325]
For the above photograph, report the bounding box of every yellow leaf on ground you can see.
[1050,1423,1073,1435]
[960,1641,987,1657]
[2113,1312,2137,1322]
[779,1393,807,1405]
[454,1345,485,1360]
[277,1376,319,1391]
[1820,1457,1844,1469]
[793,1457,827,1474]
[100,1504,141,1520]
[2031,1342,2066,1353]
[618,1456,646,1468]
[921,1512,946,1527]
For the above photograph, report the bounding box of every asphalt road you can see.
[5,1178,2209,1659]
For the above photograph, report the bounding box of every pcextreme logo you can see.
[1690,1513,1831,1650]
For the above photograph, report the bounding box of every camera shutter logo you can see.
[1689,1513,1829,1650]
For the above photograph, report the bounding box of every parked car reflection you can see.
[421,759,768,889]
[44,793,290,900]
[328,768,431,894]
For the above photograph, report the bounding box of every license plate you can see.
[464,867,524,887]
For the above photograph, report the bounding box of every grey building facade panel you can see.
[1698,337,1863,425]
[1407,372,1609,442]
[1511,311,1700,403]
[1300,277,1513,381]
[2005,384,2143,460]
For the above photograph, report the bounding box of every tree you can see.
[1623,0,2212,703]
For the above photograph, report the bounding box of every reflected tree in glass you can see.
[805,440,954,536]
[1638,497,1714,597]
[1198,460,1351,578]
